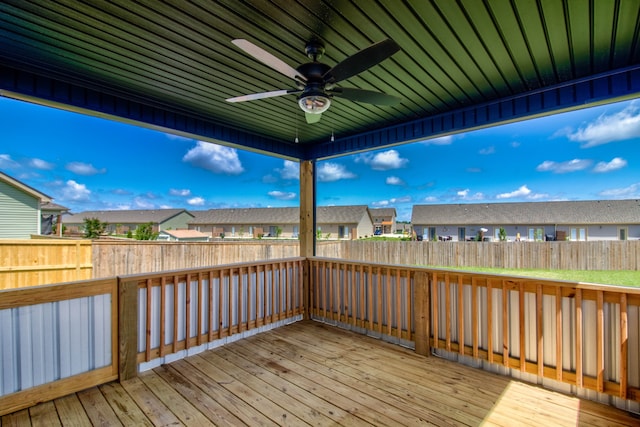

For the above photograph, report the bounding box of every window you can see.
[428,227,436,241]
[619,227,628,241]
[528,227,544,241]
[570,227,586,241]
[292,225,298,238]
[494,228,500,240]
[269,226,278,237]
[458,227,466,241]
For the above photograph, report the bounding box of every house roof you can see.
[40,202,69,214]
[0,171,52,203]
[411,200,640,226]
[370,208,397,218]
[2,2,638,160]
[160,229,209,239]
[63,209,193,224]
[190,205,370,225]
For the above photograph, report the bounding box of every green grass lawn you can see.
[427,266,640,287]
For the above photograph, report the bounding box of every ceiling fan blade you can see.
[305,112,322,124]
[226,89,301,103]
[330,87,401,105]
[323,39,400,84]
[232,39,307,83]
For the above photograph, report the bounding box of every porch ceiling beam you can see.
[304,66,640,160]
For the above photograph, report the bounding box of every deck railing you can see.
[0,278,118,415]
[120,258,304,374]
[309,257,640,411]
[0,258,304,416]
[2,256,640,416]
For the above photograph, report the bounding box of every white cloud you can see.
[66,161,106,175]
[566,102,640,148]
[479,146,495,155]
[277,160,299,180]
[268,190,296,200]
[29,158,55,170]
[511,141,521,148]
[457,189,484,200]
[372,196,412,207]
[133,197,155,209]
[0,154,20,169]
[598,183,640,198]
[423,196,438,202]
[355,150,408,170]
[422,135,453,145]
[59,180,91,201]
[386,176,405,186]
[183,141,244,175]
[187,196,205,206]
[593,157,627,173]
[170,188,192,196]
[496,185,531,199]
[317,162,356,182]
[536,159,592,173]
[466,167,482,173]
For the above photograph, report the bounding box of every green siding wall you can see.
[0,181,40,238]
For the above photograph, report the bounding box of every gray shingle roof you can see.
[370,208,397,218]
[63,209,193,224]
[411,200,640,225]
[189,205,370,225]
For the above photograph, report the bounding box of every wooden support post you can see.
[414,271,430,357]
[119,279,139,381]
[300,160,315,318]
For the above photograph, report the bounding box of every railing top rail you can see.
[308,256,640,294]
[0,278,117,310]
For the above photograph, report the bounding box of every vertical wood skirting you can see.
[414,271,430,357]
[118,280,139,381]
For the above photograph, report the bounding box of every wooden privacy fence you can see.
[337,240,640,270]
[0,239,92,289]
[310,257,640,411]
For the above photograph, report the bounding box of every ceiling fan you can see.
[226,38,402,124]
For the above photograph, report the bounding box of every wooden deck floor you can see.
[2,320,639,426]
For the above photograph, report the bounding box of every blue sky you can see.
[1,96,639,221]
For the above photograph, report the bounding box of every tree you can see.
[134,222,159,240]
[83,217,107,239]
[499,227,507,241]
[275,226,282,238]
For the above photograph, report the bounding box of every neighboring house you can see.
[411,200,640,242]
[0,171,68,238]
[370,208,397,235]
[157,229,210,242]
[41,202,69,236]
[189,205,373,240]
[63,209,194,235]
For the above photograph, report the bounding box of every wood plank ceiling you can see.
[1,0,639,160]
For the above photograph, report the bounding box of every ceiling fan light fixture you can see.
[298,94,331,114]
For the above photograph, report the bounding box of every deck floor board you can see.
[3,320,640,426]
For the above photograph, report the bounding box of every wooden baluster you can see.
[432,272,439,350]
[487,280,493,364]
[458,275,464,356]
[502,280,509,367]
[620,293,628,399]
[160,276,166,357]
[596,290,604,392]
[145,278,152,362]
[555,286,562,381]
[472,277,478,358]
[396,269,402,340]
[519,282,525,372]
[185,274,191,349]
[575,288,583,388]
[173,274,179,353]
[208,271,214,342]
[445,274,451,352]
[197,272,203,346]
[536,283,543,377]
